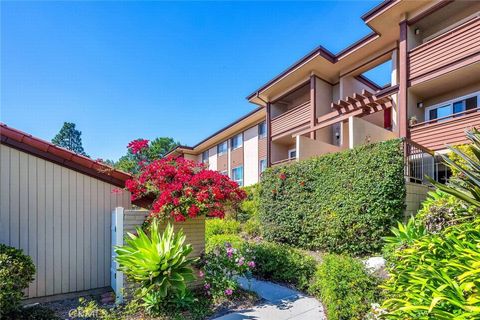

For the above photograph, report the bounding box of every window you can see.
[201,150,209,163]
[232,166,244,186]
[231,134,243,150]
[288,148,296,159]
[258,121,267,139]
[217,141,228,155]
[259,159,267,174]
[426,93,479,121]
[220,170,228,176]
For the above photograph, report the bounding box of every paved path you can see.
[213,277,326,320]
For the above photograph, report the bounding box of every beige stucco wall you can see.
[297,135,341,161]
[243,125,259,186]
[339,75,370,100]
[0,144,131,299]
[405,182,432,220]
[349,117,397,149]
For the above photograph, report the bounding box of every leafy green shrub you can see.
[236,184,261,222]
[382,216,427,263]
[201,242,255,299]
[243,217,262,238]
[259,139,405,256]
[245,241,316,290]
[5,305,60,320]
[431,129,480,208]
[205,218,241,238]
[0,244,36,317]
[206,234,244,253]
[382,218,480,319]
[416,190,477,233]
[114,222,196,315]
[309,254,381,320]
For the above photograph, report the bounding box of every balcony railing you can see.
[271,157,296,167]
[271,101,310,138]
[402,138,435,184]
[410,108,480,151]
[408,15,480,83]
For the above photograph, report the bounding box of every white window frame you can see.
[201,150,209,163]
[259,158,267,174]
[425,91,479,121]
[231,166,244,186]
[231,133,243,150]
[217,141,228,156]
[258,121,267,139]
[220,170,228,176]
[288,148,297,160]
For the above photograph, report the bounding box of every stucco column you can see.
[266,102,272,167]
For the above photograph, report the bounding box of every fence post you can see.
[111,207,124,304]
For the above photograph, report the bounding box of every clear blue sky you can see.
[1,1,385,161]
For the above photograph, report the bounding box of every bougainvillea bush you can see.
[124,141,246,222]
[200,242,255,300]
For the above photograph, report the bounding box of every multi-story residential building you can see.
[166,108,267,186]
[171,0,479,189]
[246,0,480,183]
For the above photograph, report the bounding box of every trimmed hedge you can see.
[245,242,317,291]
[259,139,405,255]
[309,254,381,320]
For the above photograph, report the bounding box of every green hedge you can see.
[309,254,381,320]
[245,242,317,291]
[259,139,405,255]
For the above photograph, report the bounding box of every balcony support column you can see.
[310,75,317,140]
[398,19,409,138]
[266,102,272,167]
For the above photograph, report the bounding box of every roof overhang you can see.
[247,0,435,106]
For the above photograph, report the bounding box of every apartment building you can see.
[166,108,267,186]
[245,0,480,183]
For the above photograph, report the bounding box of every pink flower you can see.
[237,257,245,266]
[225,288,233,296]
[248,261,255,268]
[127,139,149,154]
[198,270,205,278]
[226,247,234,258]
[204,283,210,290]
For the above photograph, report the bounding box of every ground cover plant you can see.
[259,139,405,256]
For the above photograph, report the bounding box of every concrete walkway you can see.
[213,277,326,320]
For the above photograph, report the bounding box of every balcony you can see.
[410,108,480,151]
[271,101,310,139]
[408,15,480,85]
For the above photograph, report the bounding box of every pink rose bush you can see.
[201,242,255,299]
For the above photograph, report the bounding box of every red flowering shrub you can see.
[127,139,150,154]
[125,154,246,222]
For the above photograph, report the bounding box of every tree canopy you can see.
[51,122,88,156]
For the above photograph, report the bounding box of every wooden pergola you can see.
[294,89,394,137]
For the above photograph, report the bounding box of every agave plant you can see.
[383,216,427,249]
[115,221,197,310]
[429,128,480,208]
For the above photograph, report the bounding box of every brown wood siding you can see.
[258,138,267,159]
[0,144,131,299]
[271,102,311,138]
[408,17,480,83]
[410,112,480,150]
[230,147,243,168]
[217,154,228,172]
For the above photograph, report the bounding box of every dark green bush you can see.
[0,244,36,317]
[259,139,405,255]
[5,305,60,320]
[309,254,381,320]
[245,241,317,290]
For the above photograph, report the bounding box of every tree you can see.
[114,137,180,174]
[52,122,88,156]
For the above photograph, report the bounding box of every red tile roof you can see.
[0,123,131,187]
